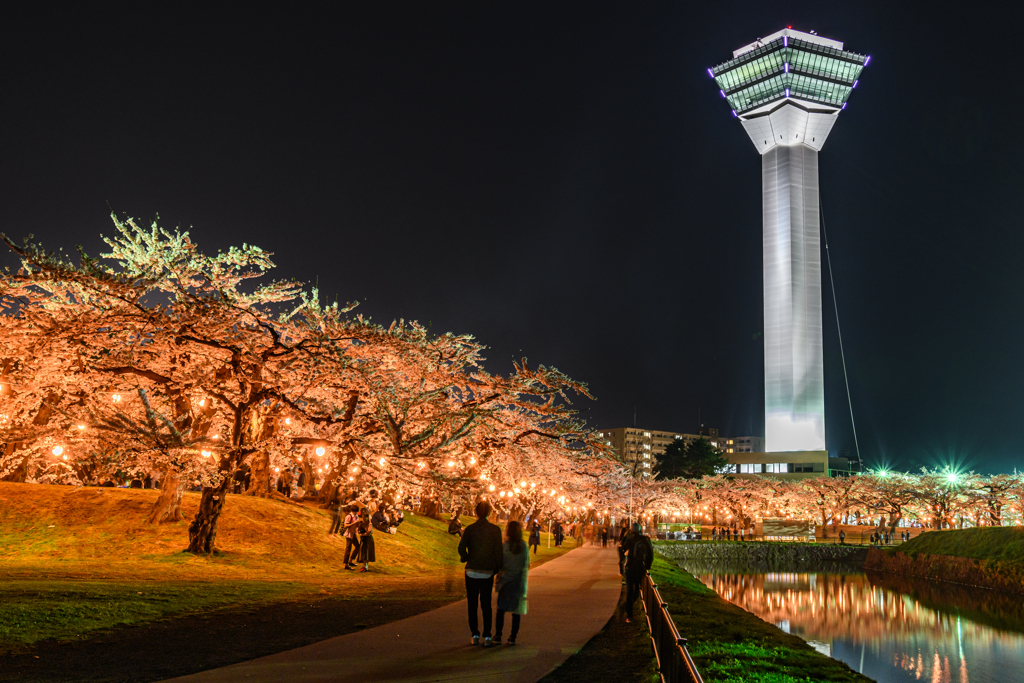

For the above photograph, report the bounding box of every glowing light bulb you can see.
[315,446,326,457]
[469,457,476,464]
[211,435,219,440]
[447,460,455,467]
[285,417,291,425]
[349,476,354,481]
[201,450,211,458]
[489,484,496,491]
[274,467,280,472]
[52,445,63,456]
[500,491,506,497]
[111,393,121,403]
[520,481,526,488]
[77,425,85,430]
[62,454,68,461]
[198,398,205,407]
[379,457,386,466]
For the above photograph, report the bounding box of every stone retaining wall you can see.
[864,548,1024,595]
[655,541,868,569]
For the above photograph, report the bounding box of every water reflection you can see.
[681,560,1024,683]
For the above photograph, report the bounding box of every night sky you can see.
[2,4,1022,474]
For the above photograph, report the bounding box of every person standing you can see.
[622,522,654,623]
[457,501,503,647]
[617,523,634,581]
[358,509,375,572]
[494,520,530,645]
[343,505,361,569]
[601,525,609,548]
[839,529,846,545]
[528,521,541,555]
[328,496,343,535]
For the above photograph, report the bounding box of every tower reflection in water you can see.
[685,564,1024,683]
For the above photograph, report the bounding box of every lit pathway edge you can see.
[164,547,622,683]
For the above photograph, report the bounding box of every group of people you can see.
[871,529,909,545]
[329,501,404,572]
[710,526,748,541]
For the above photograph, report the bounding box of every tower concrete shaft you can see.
[710,27,867,453]
[762,145,824,451]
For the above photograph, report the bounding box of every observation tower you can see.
[710,28,868,453]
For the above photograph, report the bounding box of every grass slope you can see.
[650,556,871,683]
[539,587,659,683]
[0,482,568,656]
[896,526,1024,566]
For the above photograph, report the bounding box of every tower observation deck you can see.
[710,28,868,453]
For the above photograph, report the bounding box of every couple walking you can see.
[457,501,528,646]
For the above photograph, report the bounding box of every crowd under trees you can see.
[2,216,1022,554]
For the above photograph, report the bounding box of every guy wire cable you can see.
[820,192,862,467]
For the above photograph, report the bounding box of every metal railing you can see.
[641,572,704,683]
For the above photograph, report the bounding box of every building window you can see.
[765,463,788,473]
[739,463,759,474]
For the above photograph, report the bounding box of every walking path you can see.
[166,546,621,683]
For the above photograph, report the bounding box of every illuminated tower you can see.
[710,28,868,452]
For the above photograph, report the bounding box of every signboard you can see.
[760,518,812,540]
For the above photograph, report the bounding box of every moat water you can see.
[679,560,1024,682]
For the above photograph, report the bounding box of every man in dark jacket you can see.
[457,500,504,646]
[622,522,654,622]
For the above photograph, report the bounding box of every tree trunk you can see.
[299,457,317,499]
[419,496,443,520]
[245,450,272,497]
[316,466,341,508]
[187,479,230,554]
[0,443,28,482]
[148,470,185,523]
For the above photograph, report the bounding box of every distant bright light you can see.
[947,472,959,484]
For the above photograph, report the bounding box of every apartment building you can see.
[599,426,830,481]
[598,427,732,480]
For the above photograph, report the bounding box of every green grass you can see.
[0,580,302,654]
[649,556,871,683]
[0,483,571,653]
[895,526,1024,565]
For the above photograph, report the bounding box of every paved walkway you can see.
[166,546,622,683]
